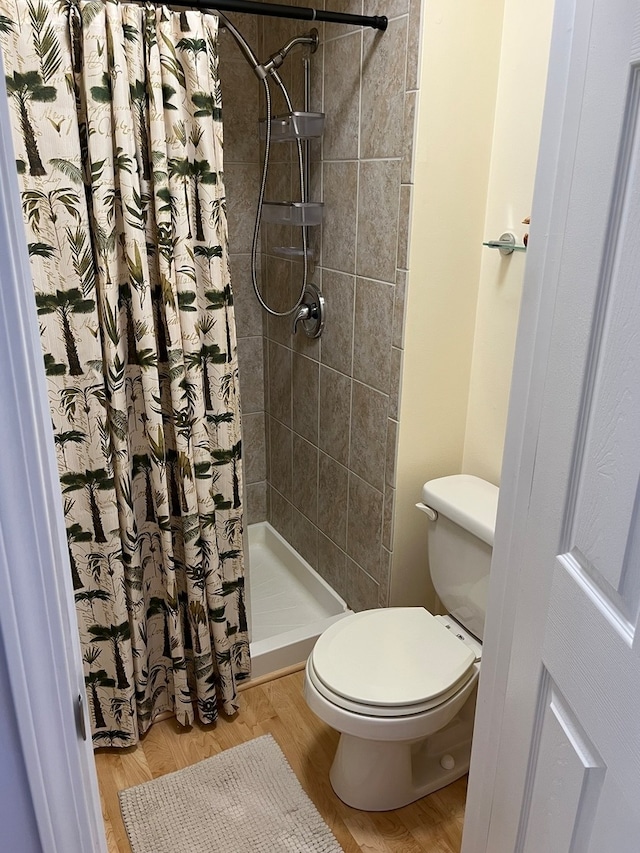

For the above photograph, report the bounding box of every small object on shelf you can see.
[482,231,527,255]
[259,111,325,141]
[262,201,324,226]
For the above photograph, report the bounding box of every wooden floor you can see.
[95,669,467,853]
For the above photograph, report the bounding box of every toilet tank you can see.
[420,475,499,641]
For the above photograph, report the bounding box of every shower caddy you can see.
[258,33,326,338]
[260,93,326,337]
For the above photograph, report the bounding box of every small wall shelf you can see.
[262,201,324,226]
[260,111,325,141]
[483,232,527,255]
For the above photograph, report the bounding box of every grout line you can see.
[320,156,403,164]
[356,23,363,169]
[394,174,405,275]
[319,266,396,288]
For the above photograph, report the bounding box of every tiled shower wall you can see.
[220,1,421,611]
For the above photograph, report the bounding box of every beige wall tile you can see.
[346,473,383,578]
[225,163,261,254]
[318,533,348,602]
[382,485,395,551]
[392,269,406,349]
[323,33,361,160]
[319,366,351,467]
[324,1,363,42]
[262,335,270,413]
[378,547,392,607]
[320,270,355,376]
[389,346,403,420]
[353,277,394,393]
[292,353,319,443]
[291,508,319,570]
[246,481,267,524]
[264,160,292,200]
[402,90,417,185]
[243,412,266,484]
[368,0,409,16]
[268,416,292,501]
[385,417,398,488]
[356,159,401,282]
[346,558,379,611]
[322,160,358,274]
[405,0,422,92]
[317,452,349,549]
[350,381,388,490]
[269,485,292,540]
[267,341,292,426]
[237,336,264,414]
[223,12,259,49]
[291,309,321,361]
[292,434,318,523]
[361,17,408,160]
[310,42,324,112]
[219,61,260,165]
[397,183,412,271]
[231,254,263,339]
[265,259,294,345]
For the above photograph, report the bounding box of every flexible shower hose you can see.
[216,10,310,317]
[250,72,309,317]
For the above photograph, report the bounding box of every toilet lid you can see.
[310,608,475,709]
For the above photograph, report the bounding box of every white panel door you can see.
[463,0,640,850]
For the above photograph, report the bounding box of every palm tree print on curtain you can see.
[0,0,250,747]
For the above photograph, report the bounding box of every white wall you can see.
[462,0,555,484]
[391,0,505,607]
[392,0,554,607]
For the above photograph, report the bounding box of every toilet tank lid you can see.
[422,475,499,546]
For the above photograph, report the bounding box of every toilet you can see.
[303,474,499,811]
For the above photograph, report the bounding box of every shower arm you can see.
[255,32,319,80]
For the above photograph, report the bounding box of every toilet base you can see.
[328,699,475,811]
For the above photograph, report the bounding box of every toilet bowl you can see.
[304,606,481,811]
[303,474,498,812]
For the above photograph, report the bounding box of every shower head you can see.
[255,28,319,80]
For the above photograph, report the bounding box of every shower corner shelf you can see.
[262,201,324,226]
[259,111,325,141]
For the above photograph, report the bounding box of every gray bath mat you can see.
[118,733,344,853]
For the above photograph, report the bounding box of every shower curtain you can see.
[0,0,250,746]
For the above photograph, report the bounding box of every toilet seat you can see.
[309,608,476,718]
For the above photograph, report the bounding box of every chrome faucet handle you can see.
[291,284,325,338]
[292,304,311,334]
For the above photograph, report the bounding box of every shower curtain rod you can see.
[164,0,388,31]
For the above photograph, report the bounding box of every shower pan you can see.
[247,523,349,679]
